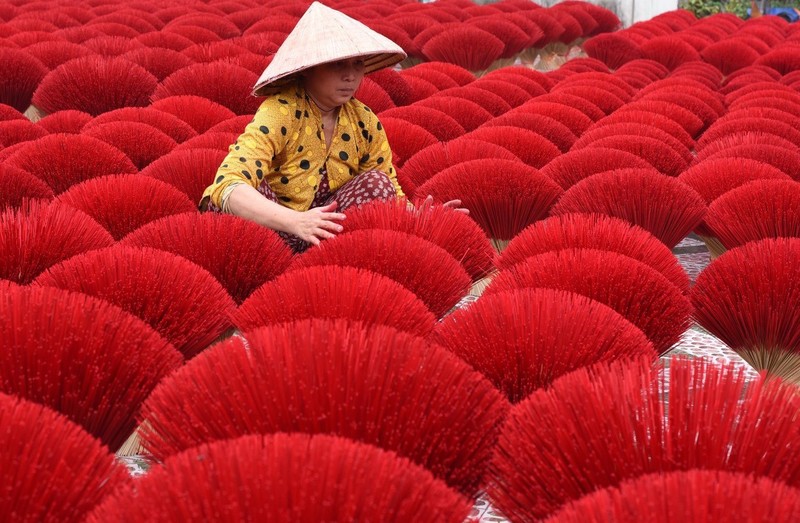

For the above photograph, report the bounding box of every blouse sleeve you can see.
[360,114,405,199]
[200,97,291,209]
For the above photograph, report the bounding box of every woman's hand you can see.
[442,198,469,214]
[417,195,470,215]
[289,201,346,246]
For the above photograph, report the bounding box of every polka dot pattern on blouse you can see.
[200,82,402,212]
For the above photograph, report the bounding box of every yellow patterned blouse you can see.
[200,81,403,212]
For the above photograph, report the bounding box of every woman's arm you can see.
[227,184,346,246]
[200,97,289,211]
[226,184,298,231]
[200,94,347,245]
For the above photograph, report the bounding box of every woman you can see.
[199,2,463,252]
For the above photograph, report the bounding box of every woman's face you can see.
[303,58,366,110]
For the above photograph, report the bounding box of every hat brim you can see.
[252,51,405,97]
[250,2,407,97]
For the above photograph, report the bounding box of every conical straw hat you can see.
[252,2,407,96]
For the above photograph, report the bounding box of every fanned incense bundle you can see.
[489,357,800,520]
[88,433,472,523]
[139,318,509,494]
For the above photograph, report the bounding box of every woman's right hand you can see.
[289,201,347,246]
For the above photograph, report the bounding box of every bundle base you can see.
[469,270,497,297]
[738,346,800,386]
[697,234,727,260]
[400,57,422,69]
[486,57,517,73]
[116,428,145,457]
[517,48,540,66]
[24,104,46,123]
[490,238,510,253]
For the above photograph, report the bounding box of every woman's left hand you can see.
[417,195,469,215]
